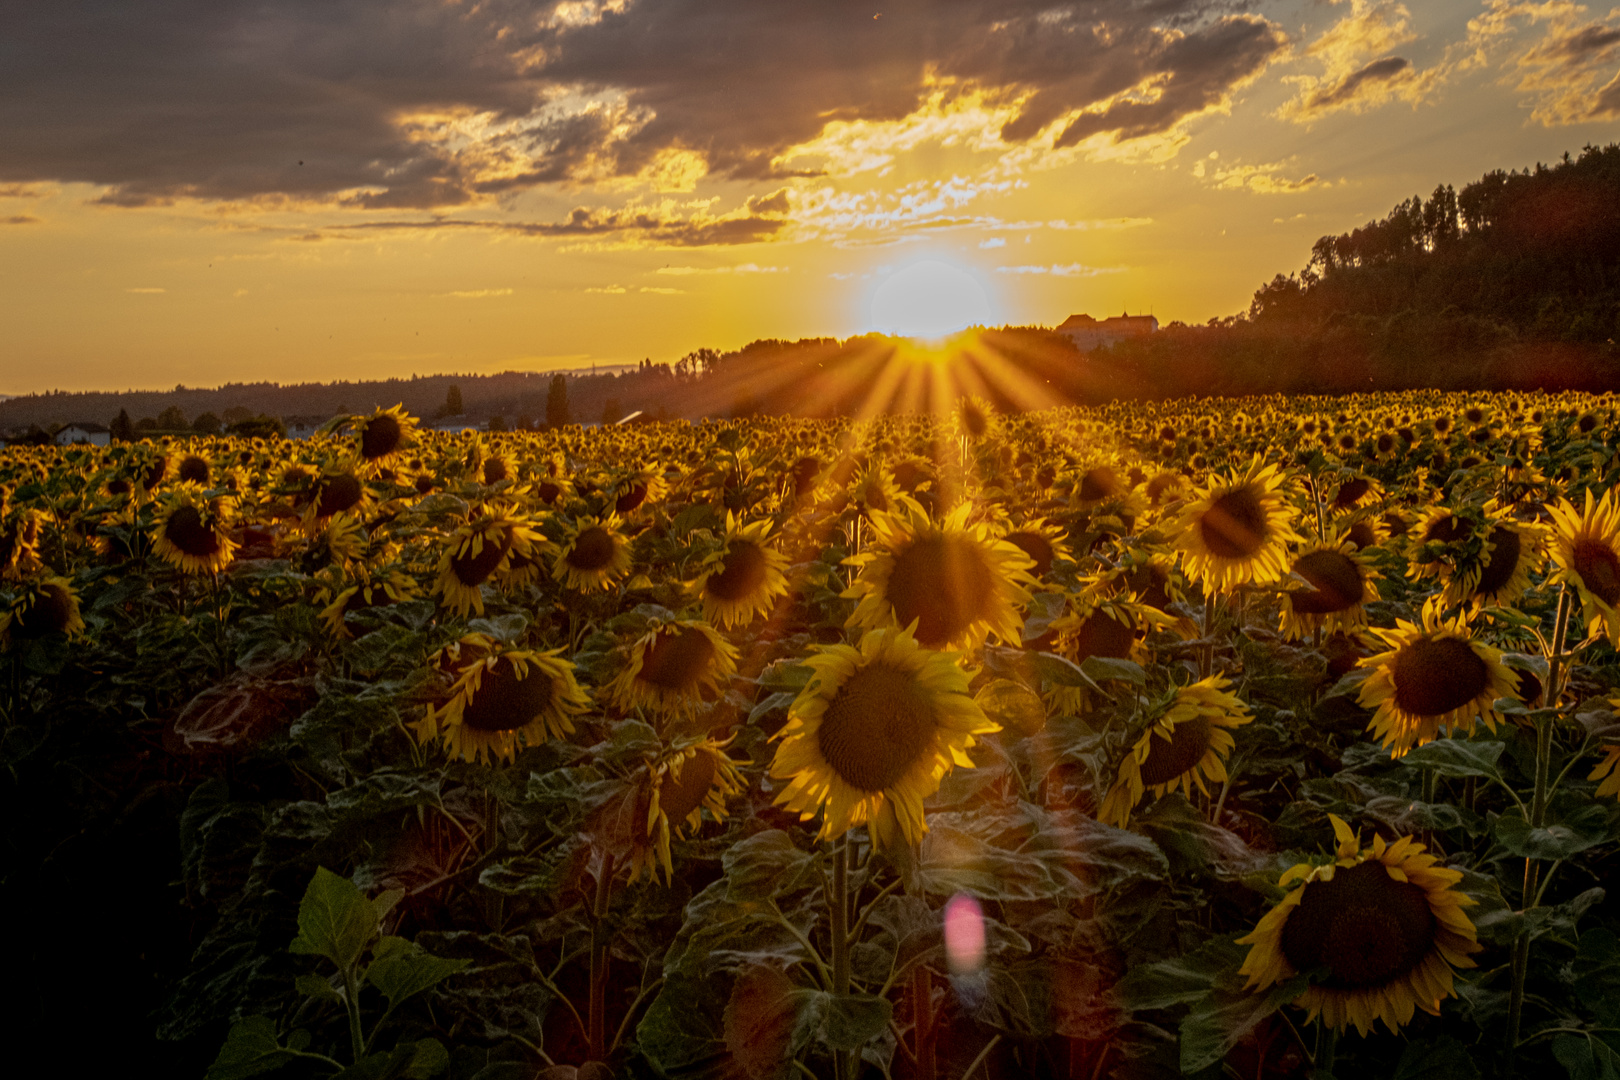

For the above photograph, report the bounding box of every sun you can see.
[868,259,995,338]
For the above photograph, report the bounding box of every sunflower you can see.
[1327,474,1383,513]
[607,618,738,716]
[354,405,419,465]
[694,514,791,628]
[175,452,213,486]
[1444,514,1545,611]
[1356,599,1518,756]
[1097,675,1252,827]
[845,503,1034,651]
[0,510,44,582]
[316,569,420,640]
[1,577,85,644]
[1278,541,1381,641]
[770,626,997,850]
[152,491,238,574]
[629,737,748,884]
[999,519,1073,579]
[413,646,590,764]
[300,470,374,532]
[609,467,669,516]
[1169,458,1300,593]
[1238,815,1480,1036]
[1406,506,1475,582]
[846,460,912,520]
[1548,488,1620,646]
[1587,704,1620,799]
[551,514,633,592]
[433,509,541,617]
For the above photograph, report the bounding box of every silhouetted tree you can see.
[157,405,187,430]
[488,414,508,433]
[600,397,622,425]
[193,412,221,434]
[109,409,135,443]
[444,384,464,416]
[546,375,571,428]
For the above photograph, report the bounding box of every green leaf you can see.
[1494,796,1619,860]
[295,973,344,1004]
[205,1016,300,1080]
[722,830,817,903]
[1114,935,1247,1012]
[1178,970,1312,1075]
[1399,738,1506,782]
[400,1038,450,1079]
[289,866,378,972]
[1026,651,1104,695]
[1080,655,1146,685]
[974,678,1048,738]
[365,937,471,1009]
[816,992,893,1052]
[1392,1035,1482,1079]
[1574,929,1620,1027]
[1554,1033,1620,1080]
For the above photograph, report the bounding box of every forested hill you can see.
[1099,143,1620,395]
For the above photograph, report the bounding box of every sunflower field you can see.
[5,392,1620,1080]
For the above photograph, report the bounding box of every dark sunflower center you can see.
[361,414,402,459]
[1332,478,1370,509]
[1422,515,1472,544]
[482,458,509,485]
[107,478,132,496]
[1004,532,1055,576]
[1136,715,1213,786]
[1391,636,1489,717]
[1071,612,1134,661]
[316,474,363,517]
[414,475,435,495]
[790,457,822,497]
[658,751,718,825]
[1515,668,1543,705]
[638,627,717,691]
[615,482,649,514]
[143,458,168,489]
[1573,537,1620,607]
[567,526,617,572]
[451,531,512,587]
[1126,563,1171,609]
[1474,526,1522,597]
[707,541,770,602]
[537,481,562,504]
[178,455,211,484]
[164,505,221,557]
[461,661,556,732]
[12,584,74,639]
[1080,467,1120,502]
[861,481,888,513]
[1280,859,1436,991]
[1198,485,1268,559]
[885,534,996,648]
[1290,551,1364,615]
[1345,521,1377,549]
[960,403,988,437]
[817,663,937,792]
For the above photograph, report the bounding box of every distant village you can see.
[3,313,1158,445]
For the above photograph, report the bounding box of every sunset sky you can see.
[4,0,1619,394]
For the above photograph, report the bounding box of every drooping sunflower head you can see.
[1357,599,1518,756]
[1170,458,1300,593]
[1,577,86,645]
[153,492,238,574]
[0,510,44,582]
[845,503,1034,651]
[1548,488,1620,646]
[770,626,996,850]
[316,568,420,640]
[607,618,739,717]
[1279,541,1381,641]
[301,469,372,531]
[551,514,633,592]
[412,647,590,764]
[433,509,540,617]
[1444,514,1545,610]
[628,738,748,884]
[1238,815,1480,1036]
[1000,519,1072,580]
[695,515,791,629]
[355,405,419,464]
[610,467,669,516]
[1097,674,1252,827]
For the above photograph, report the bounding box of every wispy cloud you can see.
[655,263,786,275]
[126,287,166,294]
[639,286,683,294]
[1194,155,1325,194]
[3,215,40,225]
[995,263,1121,277]
[979,237,1006,249]
[584,284,627,294]
[1279,1,1436,122]
[440,288,513,298]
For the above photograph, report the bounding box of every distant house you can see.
[284,416,325,440]
[1056,312,1159,352]
[55,422,110,447]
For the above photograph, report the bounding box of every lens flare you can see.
[943,893,987,975]
[868,260,994,339]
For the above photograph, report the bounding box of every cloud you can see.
[0,1,1287,208]
[126,287,166,293]
[1438,2,1619,124]
[584,284,627,294]
[1196,158,1325,193]
[638,286,682,294]
[979,237,1006,248]
[995,263,1120,277]
[440,288,513,298]
[0,184,47,199]
[1279,1,1435,121]
[3,214,40,225]
[322,196,787,248]
[655,263,786,275]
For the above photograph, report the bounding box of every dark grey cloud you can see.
[1547,24,1620,62]
[1301,55,1410,112]
[2,1,1285,218]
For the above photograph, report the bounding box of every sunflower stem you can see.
[588,851,616,1062]
[912,965,935,1080]
[830,838,853,1080]
[1312,1023,1337,1079]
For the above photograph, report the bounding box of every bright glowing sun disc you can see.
[869,260,994,339]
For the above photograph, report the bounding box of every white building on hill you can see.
[1056,312,1159,351]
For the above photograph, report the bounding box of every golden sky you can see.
[3,0,1618,393]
